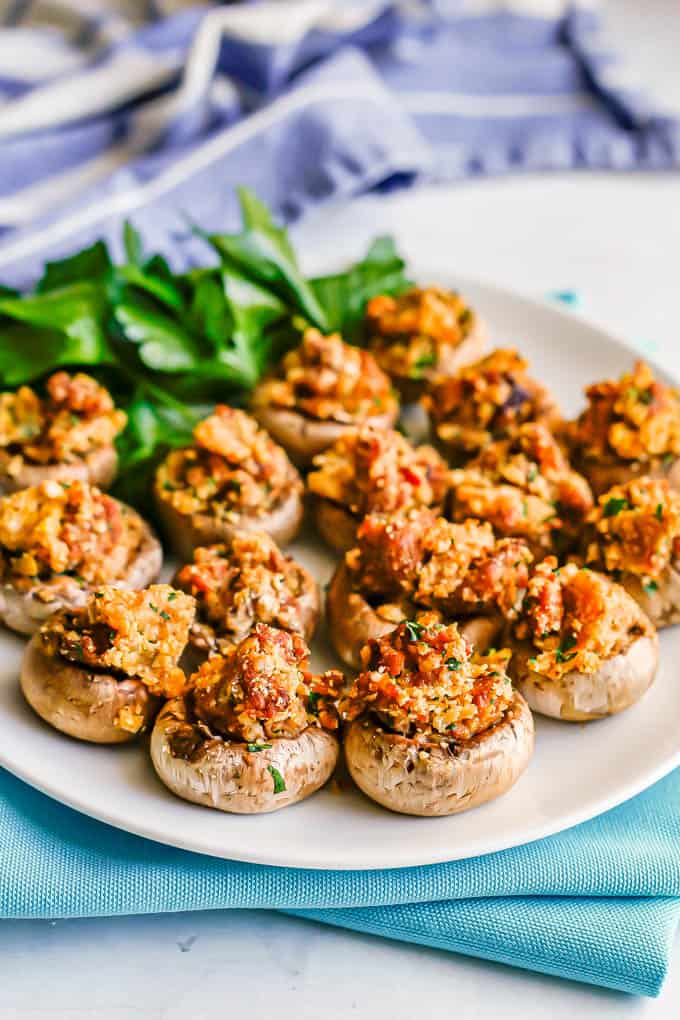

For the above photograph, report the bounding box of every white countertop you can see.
[4,2,680,1017]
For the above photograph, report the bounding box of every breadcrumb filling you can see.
[41,584,195,697]
[0,372,126,467]
[307,425,448,519]
[155,406,301,521]
[366,287,476,380]
[253,328,397,423]
[340,618,513,741]
[190,623,342,742]
[572,360,680,464]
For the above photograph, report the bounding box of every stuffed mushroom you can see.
[0,479,162,635]
[364,286,486,402]
[448,422,593,559]
[251,328,399,467]
[340,617,534,816]
[506,558,658,721]
[568,360,680,495]
[173,530,320,656]
[307,424,449,553]
[21,584,195,743]
[154,405,303,560]
[423,348,561,466]
[151,623,342,814]
[327,508,532,669]
[582,476,680,628]
[0,371,126,493]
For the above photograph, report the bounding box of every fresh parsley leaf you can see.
[247,743,273,752]
[656,503,664,520]
[267,764,286,793]
[644,580,659,594]
[37,241,112,292]
[555,633,578,663]
[123,220,144,266]
[446,657,461,671]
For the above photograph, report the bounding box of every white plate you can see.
[1,273,679,871]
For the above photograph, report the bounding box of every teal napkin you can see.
[2,765,679,997]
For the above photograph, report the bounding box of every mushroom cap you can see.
[313,499,363,555]
[326,561,505,670]
[574,452,680,498]
[20,632,160,743]
[150,696,339,814]
[507,631,658,721]
[382,316,487,404]
[326,561,400,670]
[251,403,399,469]
[618,562,680,629]
[155,483,304,562]
[344,690,534,817]
[0,444,119,495]
[0,500,162,635]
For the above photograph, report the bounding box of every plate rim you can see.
[1,267,678,870]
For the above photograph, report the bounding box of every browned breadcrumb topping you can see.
[423,348,559,461]
[340,617,513,740]
[0,480,145,586]
[41,585,195,697]
[252,328,397,423]
[572,361,680,464]
[155,406,301,520]
[0,372,126,467]
[585,477,680,580]
[189,623,343,742]
[174,533,316,651]
[449,423,593,550]
[346,508,532,620]
[514,558,653,679]
[307,425,448,519]
[366,287,476,380]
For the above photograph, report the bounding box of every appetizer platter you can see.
[0,192,679,869]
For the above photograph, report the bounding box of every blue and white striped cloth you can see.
[0,1,678,287]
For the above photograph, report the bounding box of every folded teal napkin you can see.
[2,765,679,997]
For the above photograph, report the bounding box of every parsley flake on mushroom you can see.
[0,479,162,634]
[151,623,342,814]
[154,405,303,560]
[340,618,534,816]
[21,584,195,743]
[506,558,658,721]
[251,328,399,467]
[0,372,126,493]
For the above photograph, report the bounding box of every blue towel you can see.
[2,764,680,997]
[1,0,680,999]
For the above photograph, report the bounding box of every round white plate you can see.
[1,273,679,871]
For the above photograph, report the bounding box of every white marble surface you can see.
[4,1,680,1017]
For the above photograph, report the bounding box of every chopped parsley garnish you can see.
[410,351,436,377]
[159,610,171,621]
[644,580,659,594]
[405,620,425,642]
[267,765,286,794]
[555,633,578,663]
[167,592,177,601]
[656,503,664,520]
[527,464,538,482]
[247,743,273,752]
[446,657,461,671]
[603,497,629,518]
[94,591,104,599]
[307,691,320,715]
[149,602,159,613]
[521,499,529,519]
